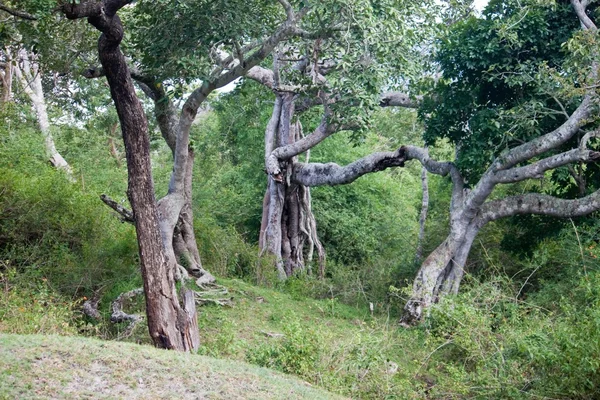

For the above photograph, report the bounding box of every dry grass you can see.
[0,334,345,400]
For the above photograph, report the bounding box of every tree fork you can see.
[62,0,198,351]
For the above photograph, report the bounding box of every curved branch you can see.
[81,66,179,153]
[245,65,299,92]
[402,145,465,206]
[100,194,134,224]
[171,15,303,193]
[493,148,600,184]
[292,148,406,186]
[494,95,594,170]
[277,0,295,21]
[481,189,600,223]
[571,0,597,31]
[266,110,336,178]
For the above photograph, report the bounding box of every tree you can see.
[84,0,338,285]
[57,0,342,348]
[0,3,74,177]
[399,0,600,323]
[60,0,199,351]
[13,48,73,177]
[238,0,437,278]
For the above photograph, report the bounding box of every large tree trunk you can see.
[401,219,480,325]
[145,83,215,284]
[174,148,215,284]
[13,48,73,178]
[63,1,199,351]
[259,93,325,278]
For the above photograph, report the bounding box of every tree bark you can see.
[401,219,480,325]
[398,83,599,323]
[259,93,325,278]
[0,49,13,105]
[415,164,429,264]
[13,48,73,178]
[62,0,198,351]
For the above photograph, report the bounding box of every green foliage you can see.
[128,0,282,81]
[204,84,424,303]
[421,0,585,181]
[0,266,79,335]
[0,126,138,298]
[247,315,322,378]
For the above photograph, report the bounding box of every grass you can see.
[0,334,345,400]
[184,278,429,398]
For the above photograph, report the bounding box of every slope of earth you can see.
[0,334,344,400]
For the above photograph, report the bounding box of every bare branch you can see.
[380,91,423,108]
[580,128,600,150]
[100,194,135,224]
[571,0,597,31]
[492,148,600,184]
[292,148,406,186]
[111,288,144,323]
[402,145,465,206]
[0,2,36,20]
[277,0,294,21]
[494,95,594,171]
[481,189,600,223]
[266,108,335,178]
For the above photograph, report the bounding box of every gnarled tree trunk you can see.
[259,93,325,278]
[0,48,13,105]
[401,218,480,325]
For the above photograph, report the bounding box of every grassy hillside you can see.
[0,334,344,400]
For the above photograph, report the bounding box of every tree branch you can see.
[481,189,600,223]
[245,65,299,92]
[266,107,336,179]
[292,148,406,186]
[493,148,600,184]
[380,91,422,108]
[277,0,295,21]
[571,0,597,31]
[171,14,302,194]
[494,95,594,171]
[100,194,135,224]
[402,145,465,206]
[0,2,37,20]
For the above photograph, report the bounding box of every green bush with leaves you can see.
[0,127,139,301]
[0,266,79,335]
[246,315,322,379]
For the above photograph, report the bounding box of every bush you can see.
[246,315,322,379]
[0,266,79,335]
[418,270,600,399]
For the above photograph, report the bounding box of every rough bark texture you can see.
[84,0,310,284]
[399,2,599,325]
[63,0,198,351]
[0,50,13,104]
[259,93,325,278]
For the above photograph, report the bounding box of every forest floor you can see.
[0,333,344,400]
